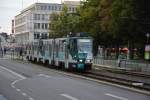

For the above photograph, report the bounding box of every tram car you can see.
[26,34,93,71]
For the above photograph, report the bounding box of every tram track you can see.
[77,71,150,91]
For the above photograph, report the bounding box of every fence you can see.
[93,56,150,73]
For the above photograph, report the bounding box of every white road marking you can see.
[11,78,25,87]
[0,65,26,79]
[11,85,15,88]
[16,89,21,92]
[22,93,27,96]
[0,64,35,100]
[38,74,51,78]
[105,93,128,100]
[61,94,79,100]
[28,97,34,100]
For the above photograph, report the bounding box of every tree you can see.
[50,5,82,37]
[79,0,101,55]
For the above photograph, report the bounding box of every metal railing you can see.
[93,56,150,73]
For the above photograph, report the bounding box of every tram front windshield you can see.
[77,39,92,54]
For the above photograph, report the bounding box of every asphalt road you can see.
[0,59,150,100]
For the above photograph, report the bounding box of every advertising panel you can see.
[145,45,150,60]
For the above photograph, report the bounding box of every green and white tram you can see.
[26,34,93,71]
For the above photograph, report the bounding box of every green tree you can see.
[79,0,101,55]
[50,5,81,37]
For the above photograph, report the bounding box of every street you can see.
[0,59,150,100]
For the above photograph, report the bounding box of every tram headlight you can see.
[79,59,83,62]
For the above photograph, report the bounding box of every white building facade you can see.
[15,2,79,44]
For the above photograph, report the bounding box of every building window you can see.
[43,6,47,10]
[72,7,75,12]
[38,23,40,29]
[37,33,40,39]
[34,33,37,39]
[55,6,57,11]
[34,32,40,39]
[45,14,49,20]
[41,33,48,39]
[45,24,48,29]
[42,14,45,20]
[41,6,44,10]
[34,23,38,29]
[41,23,44,29]
[34,14,37,20]
[37,14,40,20]
[69,7,72,11]
[48,6,51,10]
[59,6,62,11]
[52,6,54,10]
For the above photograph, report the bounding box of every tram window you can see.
[59,40,63,52]
[55,44,59,57]
[49,43,51,56]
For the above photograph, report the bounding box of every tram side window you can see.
[59,40,63,52]
[45,42,48,51]
[55,44,59,58]
[69,39,77,57]
[49,43,51,56]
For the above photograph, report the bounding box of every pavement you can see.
[0,59,150,100]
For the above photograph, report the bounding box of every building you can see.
[15,2,79,44]
[63,1,80,5]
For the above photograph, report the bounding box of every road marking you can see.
[38,74,51,78]
[0,65,35,100]
[0,65,26,79]
[11,85,15,88]
[105,93,128,100]
[61,94,79,100]
[28,97,34,100]
[11,78,25,87]
[16,89,21,92]
[22,93,27,96]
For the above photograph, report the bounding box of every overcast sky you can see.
[0,0,80,34]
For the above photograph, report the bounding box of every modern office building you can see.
[15,2,79,44]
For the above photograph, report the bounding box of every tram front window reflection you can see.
[77,39,92,53]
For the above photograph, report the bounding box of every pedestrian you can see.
[4,47,6,55]
[19,48,23,58]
